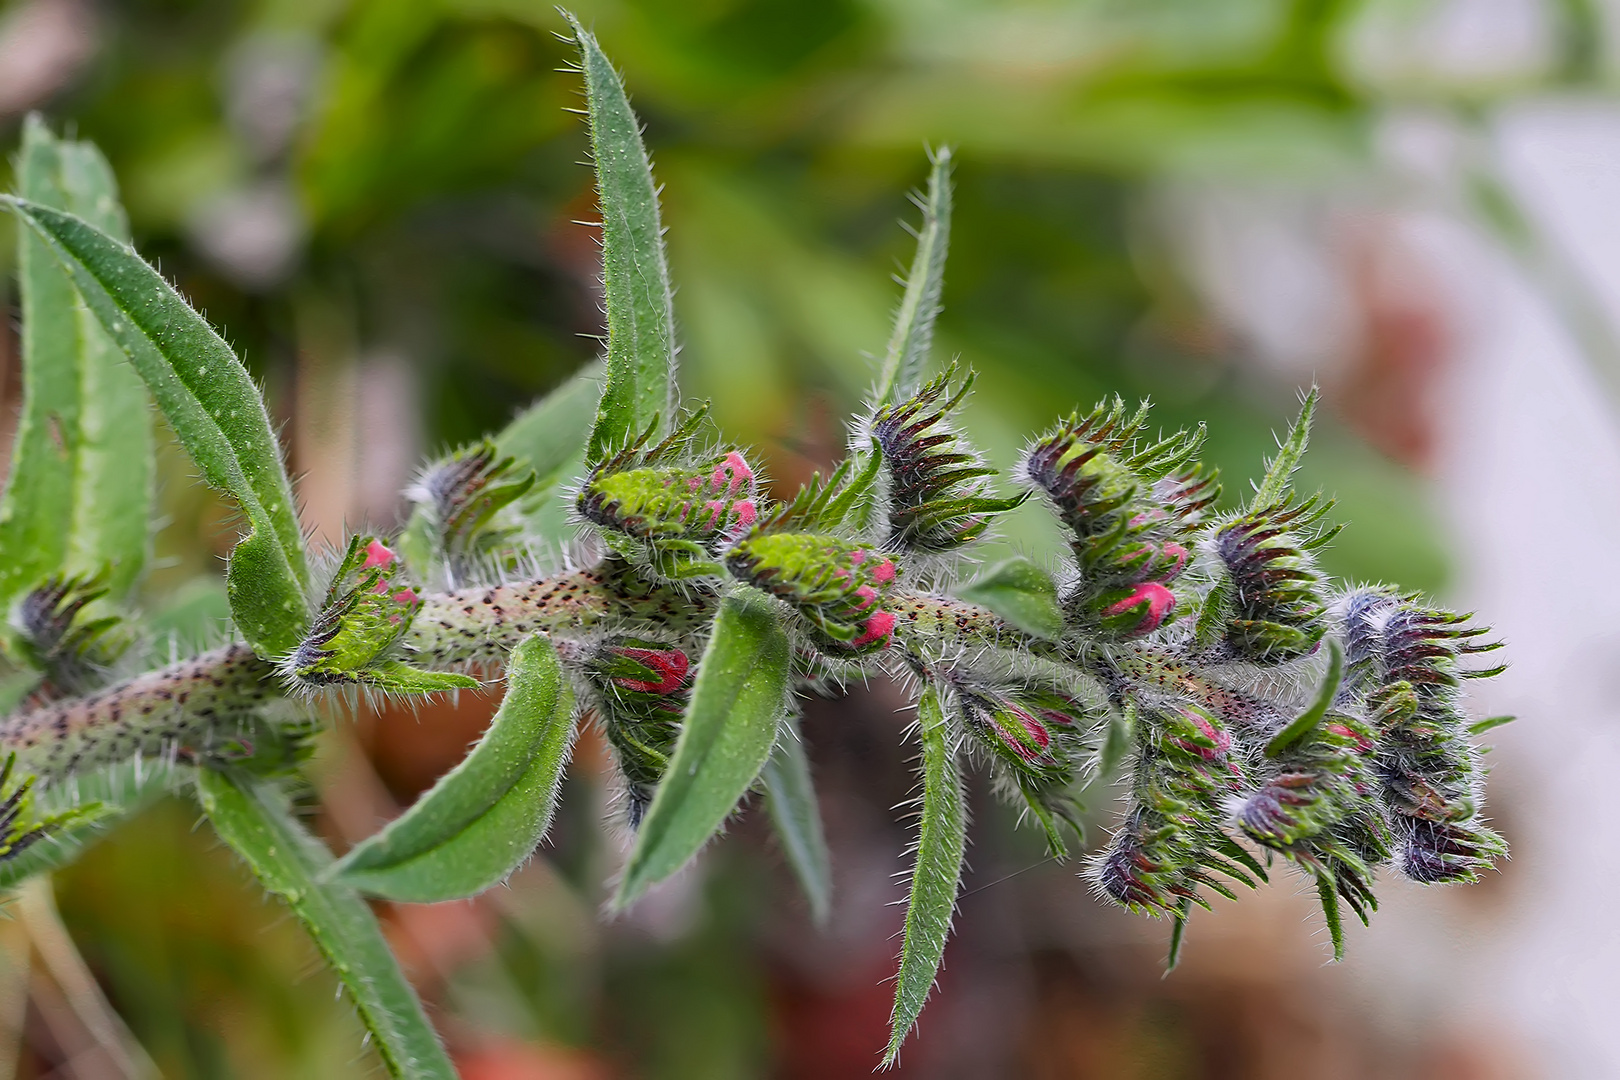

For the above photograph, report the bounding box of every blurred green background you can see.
[0,0,1590,1076]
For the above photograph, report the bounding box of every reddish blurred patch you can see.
[1334,218,1452,472]
[770,952,909,1079]
[456,1036,613,1080]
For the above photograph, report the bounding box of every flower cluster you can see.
[285,537,474,694]
[726,532,898,653]
[405,441,536,588]
[1344,589,1506,883]
[867,368,1025,552]
[1208,495,1338,663]
[1023,399,1217,639]
[586,638,693,827]
[578,410,760,579]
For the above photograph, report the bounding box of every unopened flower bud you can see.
[580,450,759,544]
[724,532,899,653]
[1212,496,1334,663]
[1100,581,1177,637]
[288,536,437,688]
[587,637,693,829]
[869,368,1025,552]
[594,641,691,697]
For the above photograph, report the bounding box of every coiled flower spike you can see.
[868,368,1026,552]
[1208,494,1339,663]
[1023,398,1217,639]
[587,638,693,828]
[725,532,899,653]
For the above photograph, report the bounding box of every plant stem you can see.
[0,564,1044,785]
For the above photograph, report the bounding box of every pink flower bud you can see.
[1170,707,1230,762]
[611,646,691,695]
[998,703,1051,763]
[1103,582,1176,636]
[850,610,896,649]
[1159,542,1189,579]
[711,450,755,496]
[363,540,396,569]
[870,559,896,584]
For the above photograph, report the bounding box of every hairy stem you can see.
[0,565,1040,786]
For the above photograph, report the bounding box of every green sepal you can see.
[773,442,884,535]
[1166,897,1192,972]
[0,754,111,877]
[359,662,480,695]
[1252,387,1317,509]
[1469,714,1515,736]
[1316,871,1345,962]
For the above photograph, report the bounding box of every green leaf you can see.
[496,361,604,489]
[761,711,831,927]
[0,118,151,627]
[956,556,1063,641]
[1252,386,1318,508]
[334,633,576,902]
[874,147,953,408]
[561,13,678,464]
[616,589,790,908]
[1264,638,1344,758]
[196,770,455,1080]
[884,686,966,1067]
[2,198,309,657]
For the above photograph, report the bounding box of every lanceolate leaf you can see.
[334,633,576,902]
[196,770,455,1080]
[500,361,604,550]
[496,361,604,491]
[874,147,953,408]
[884,686,966,1067]
[1263,638,1344,758]
[956,556,1063,641]
[616,589,790,908]
[2,199,309,657]
[561,13,678,464]
[761,711,832,926]
[1252,386,1318,508]
[0,118,151,627]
